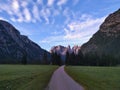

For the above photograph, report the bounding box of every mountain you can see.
[81,9,120,59]
[50,45,81,61]
[72,45,81,54]
[50,45,68,61]
[0,20,50,64]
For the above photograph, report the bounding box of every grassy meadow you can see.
[65,66,120,90]
[0,65,58,90]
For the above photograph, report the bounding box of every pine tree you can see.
[42,52,48,64]
[21,53,27,65]
[65,51,69,65]
[57,54,62,66]
[76,50,84,65]
[69,52,75,65]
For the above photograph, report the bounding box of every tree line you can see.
[50,51,119,66]
[21,51,119,66]
[21,52,50,65]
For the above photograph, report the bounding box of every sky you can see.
[0,0,120,51]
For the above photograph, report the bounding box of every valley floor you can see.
[0,65,58,90]
[65,66,120,90]
[1,65,119,90]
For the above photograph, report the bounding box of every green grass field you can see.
[65,66,120,90]
[0,65,58,90]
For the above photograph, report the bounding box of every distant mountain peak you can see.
[50,45,81,61]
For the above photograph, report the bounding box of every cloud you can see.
[23,8,32,22]
[57,0,67,6]
[0,0,39,23]
[73,0,79,5]
[39,34,84,51]
[12,0,19,12]
[0,2,13,15]
[0,0,65,24]
[21,1,28,8]
[40,15,106,48]
[53,9,60,16]
[37,0,43,5]
[0,0,106,26]
[40,8,51,24]
[10,13,24,23]
[64,15,106,40]
[63,7,72,24]
[32,5,41,22]
[47,0,55,6]
[40,35,65,44]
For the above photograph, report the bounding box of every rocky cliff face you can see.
[81,9,120,58]
[50,45,80,61]
[72,45,81,54]
[0,20,49,64]
[50,45,67,61]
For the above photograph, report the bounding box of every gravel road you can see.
[46,66,84,90]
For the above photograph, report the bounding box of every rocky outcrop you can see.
[0,20,50,64]
[72,45,81,54]
[81,9,120,58]
[50,45,81,61]
[50,45,67,61]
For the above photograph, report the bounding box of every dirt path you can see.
[46,66,84,90]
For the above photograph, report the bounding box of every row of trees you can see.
[51,52,62,66]
[65,51,119,66]
[65,51,83,65]
[21,52,50,65]
[21,51,119,66]
[50,51,83,66]
[50,51,119,66]
[83,53,118,66]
